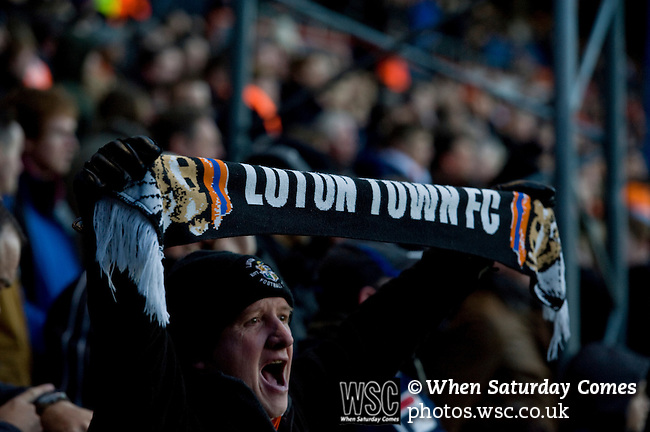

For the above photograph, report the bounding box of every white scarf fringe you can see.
[543,301,571,361]
[94,198,169,326]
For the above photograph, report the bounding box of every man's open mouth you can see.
[261,360,288,390]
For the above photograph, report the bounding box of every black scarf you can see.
[91,154,569,359]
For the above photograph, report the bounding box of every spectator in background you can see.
[0,108,31,387]
[319,70,379,134]
[307,240,420,346]
[66,80,154,217]
[429,85,507,189]
[0,17,52,97]
[431,126,480,187]
[356,123,434,184]
[149,105,225,160]
[49,24,122,139]
[0,110,24,203]
[562,343,650,432]
[309,109,360,175]
[416,262,558,432]
[204,52,233,135]
[135,31,185,112]
[492,110,545,184]
[170,78,213,110]
[0,201,93,432]
[244,78,284,140]
[403,80,439,131]
[178,31,211,79]
[280,51,339,128]
[5,86,82,383]
[306,241,446,432]
[74,80,154,178]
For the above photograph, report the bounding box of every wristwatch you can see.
[33,391,70,415]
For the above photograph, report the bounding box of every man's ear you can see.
[358,285,377,305]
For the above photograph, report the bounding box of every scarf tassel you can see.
[94,198,169,326]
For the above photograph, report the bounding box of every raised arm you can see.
[74,137,193,432]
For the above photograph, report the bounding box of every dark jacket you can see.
[12,172,82,362]
[85,248,486,431]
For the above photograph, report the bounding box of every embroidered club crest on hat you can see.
[246,258,283,288]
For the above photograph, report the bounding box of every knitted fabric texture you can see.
[92,154,569,359]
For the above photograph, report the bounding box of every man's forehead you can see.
[242,297,293,314]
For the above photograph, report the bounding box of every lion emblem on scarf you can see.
[526,200,565,309]
[153,155,231,237]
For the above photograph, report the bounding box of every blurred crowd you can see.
[0,0,649,431]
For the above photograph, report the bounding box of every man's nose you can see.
[267,318,294,349]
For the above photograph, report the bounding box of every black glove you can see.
[495,179,556,208]
[73,136,162,233]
